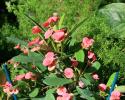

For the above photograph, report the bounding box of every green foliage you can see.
[106,72,116,87]
[74,49,85,62]
[43,75,72,86]
[0,24,20,63]
[76,87,95,100]
[29,88,39,97]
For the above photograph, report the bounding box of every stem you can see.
[51,41,57,51]
[38,33,48,46]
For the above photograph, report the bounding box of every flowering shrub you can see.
[0,14,123,100]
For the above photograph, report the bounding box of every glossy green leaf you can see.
[74,49,85,62]
[106,72,116,87]
[43,76,72,86]
[29,88,39,97]
[114,86,125,93]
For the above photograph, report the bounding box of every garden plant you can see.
[0,0,125,100]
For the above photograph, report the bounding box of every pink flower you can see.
[48,17,59,23]
[78,81,84,88]
[81,37,94,49]
[43,17,59,27]
[14,74,25,81]
[45,52,55,58]
[3,82,12,88]
[43,57,55,66]
[32,26,42,34]
[14,44,20,49]
[110,91,121,100]
[25,72,33,79]
[44,29,54,39]
[38,40,44,45]
[52,30,65,42]
[71,58,78,67]
[2,82,19,95]
[57,87,67,96]
[28,37,40,46]
[88,51,96,61]
[98,83,107,91]
[64,68,74,79]
[21,48,29,55]
[43,52,56,71]
[92,73,99,80]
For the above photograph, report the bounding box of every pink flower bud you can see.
[64,68,74,79]
[32,26,42,34]
[28,37,40,46]
[25,72,33,79]
[44,29,54,39]
[14,44,20,49]
[52,30,65,42]
[81,37,94,49]
[14,74,25,81]
[71,58,78,67]
[98,83,107,91]
[92,73,99,80]
[88,51,96,61]
[78,81,85,88]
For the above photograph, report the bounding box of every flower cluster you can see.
[2,82,18,95]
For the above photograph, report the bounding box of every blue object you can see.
[3,64,18,100]
[106,71,119,100]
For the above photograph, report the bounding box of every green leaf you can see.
[58,13,65,29]
[106,72,116,87]
[44,89,55,100]
[114,86,125,93]
[86,61,101,73]
[13,54,31,64]
[76,87,95,100]
[80,78,91,86]
[7,35,27,46]
[29,88,39,97]
[43,76,72,86]
[84,73,94,83]
[74,49,85,62]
